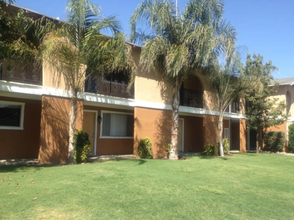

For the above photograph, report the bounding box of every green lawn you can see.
[1,154,294,220]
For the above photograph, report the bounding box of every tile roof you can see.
[270,77,294,86]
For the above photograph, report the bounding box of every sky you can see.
[15,0,294,79]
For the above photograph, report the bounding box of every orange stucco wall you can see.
[134,107,172,158]
[240,119,247,153]
[223,120,229,130]
[0,96,41,159]
[83,106,134,155]
[203,115,219,146]
[267,122,287,133]
[38,96,84,163]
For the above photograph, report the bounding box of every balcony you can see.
[180,89,203,108]
[85,75,134,99]
[225,101,240,113]
[0,62,42,86]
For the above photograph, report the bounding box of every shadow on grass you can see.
[0,158,150,173]
[0,164,66,173]
[200,155,230,160]
[93,158,148,166]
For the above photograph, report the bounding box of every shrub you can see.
[217,139,230,155]
[223,139,230,155]
[289,124,294,152]
[264,131,285,152]
[203,144,218,156]
[166,144,171,158]
[74,130,91,163]
[138,137,153,159]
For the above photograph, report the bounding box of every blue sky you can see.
[16,0,294,79]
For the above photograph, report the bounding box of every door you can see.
[230,119,240,150]
[249,130,257,150]
[178,119,184,152]
[83,111,96,155]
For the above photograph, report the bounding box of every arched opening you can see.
[180,75,203,108]
[286,91,291,115]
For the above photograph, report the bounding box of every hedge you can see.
[289,124,294,152]
[264,131,285,152]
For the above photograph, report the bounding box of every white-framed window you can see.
[100,110,134,138]
[0,100,25,130]
[224,128,229,139]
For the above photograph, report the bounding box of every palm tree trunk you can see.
[256,130,259,153]
[169,84,179,160]
[68,90,78,164]
[218,110,224,157]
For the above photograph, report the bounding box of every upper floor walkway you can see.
[0,60,241,116]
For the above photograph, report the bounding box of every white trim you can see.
[0,100,25,130]
[84,110,98,156]
[0,80,246,119]
[100,110,134,139]
[179,118,184,152]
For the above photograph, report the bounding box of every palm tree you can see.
[207,49,251,156]
[24,0,133,163]
[130,0,235,159]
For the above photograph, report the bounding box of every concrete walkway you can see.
[0,155,134,166]
[260,151,294,156]
[88,154,134,162]
[0,159,38,166]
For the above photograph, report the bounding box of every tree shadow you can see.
[159,81,172,105]
[91,158,148,166]
[154,110,172,158]
[199,155,230,160]
[0,163,67,173]
[39,96,83,164]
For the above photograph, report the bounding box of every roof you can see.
[271,77,294,86]
[4,3,61,22]
[5,3,142,49]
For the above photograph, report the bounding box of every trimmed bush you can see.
[203,144,218,156]
[74,130,91,163]
[264,131,285,152]
[223,138,230,155]
[138,137,153,159]
[289,124,294,152]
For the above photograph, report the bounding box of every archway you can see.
[180,75,204,108]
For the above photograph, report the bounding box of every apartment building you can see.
[0,4,248,163]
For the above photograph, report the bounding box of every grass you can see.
[1,154,294,220]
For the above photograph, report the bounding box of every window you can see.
[101,111,134,138]
[103,70,130,84]
[0,101,25,130]
[224,128,229,139]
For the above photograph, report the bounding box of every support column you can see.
[240,119,247,153]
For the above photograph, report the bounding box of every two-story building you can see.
[0,4,247,163]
